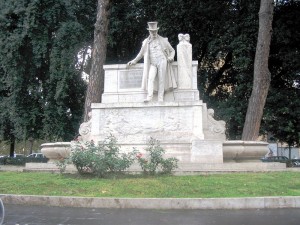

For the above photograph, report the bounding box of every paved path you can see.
[3,204,300,225]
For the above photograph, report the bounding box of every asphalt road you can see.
[2,204,300,225]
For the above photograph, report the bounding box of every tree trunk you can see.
[242,0,274,141]
[9,135,15,157]
[83,0,111,121]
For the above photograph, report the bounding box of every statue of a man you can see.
[127,22,177,102]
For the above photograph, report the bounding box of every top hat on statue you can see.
[147,22,159,31]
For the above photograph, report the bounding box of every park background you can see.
[0,0,299,157]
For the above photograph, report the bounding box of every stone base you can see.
[23,161,287,174]
[191,140,223,163]
[78,60,228,164]
[89,101,204,144]
[25,162,77,173]
[91,141,223,163]
[102,89,200,103]
[124,161,286,174]
[79,101,224,163]
[101,62,199,103]
[223,140,269,161]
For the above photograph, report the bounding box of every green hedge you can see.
[0,157,48,165]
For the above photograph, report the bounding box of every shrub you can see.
[3,157,26,166]
[69,135,137,177]
[1,157,48,165]
[0,157,5,165]
[26,157,48,163]
[136,138,178,175]
[57,136,178,177]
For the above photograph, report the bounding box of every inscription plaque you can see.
[119,70,143,89]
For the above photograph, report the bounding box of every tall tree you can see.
[84,0,112,121]
[0,0,95,155]
[242,0,274,140]
[262,0,300,147]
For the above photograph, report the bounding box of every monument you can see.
[78,22,228,164]
[26,22,271,173]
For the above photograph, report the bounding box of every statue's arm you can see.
[162,37,175,62]
[168,43,175,59]
[127,40,146,66]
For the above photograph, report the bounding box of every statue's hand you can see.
[167,57,174,63]
[127,60,136,67]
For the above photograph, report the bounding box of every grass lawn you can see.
[0,171,299,198]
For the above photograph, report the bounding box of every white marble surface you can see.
[78,100,227,163]
[40,142,71,162]
[223,141,269,161]
[90,101,204,144]
[101,62,199,103]
[77,33,229,163]
[177,33,193,89]
[191,140,223,163]
[202,104,226,141]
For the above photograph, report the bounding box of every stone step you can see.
[22,162,289,174]
[128,162,287,173]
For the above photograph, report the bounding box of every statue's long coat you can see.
[132,35,177,91]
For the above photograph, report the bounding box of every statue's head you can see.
[147,21,159,38]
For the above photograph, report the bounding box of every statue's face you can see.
[149,30,158,39]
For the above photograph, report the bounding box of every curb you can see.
[1,194,299,209]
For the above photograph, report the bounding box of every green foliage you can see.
[0,0,96,146]
[137,138,178,175]
[107,0,158,63]
[55,158,70,174]
[0,156,48,165]
[1,157,25,166]
[262,1,300,146]
[69,135,137,177]
[263,86,300,146]
[58,136,178,176]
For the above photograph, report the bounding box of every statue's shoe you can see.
[144,97,152,102]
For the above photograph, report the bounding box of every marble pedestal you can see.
[78,60,227,163]
[101,62,199,103]
[80,101,223,163]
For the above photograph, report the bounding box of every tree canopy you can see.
[0,0,95,149]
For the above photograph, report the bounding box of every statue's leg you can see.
[145,65,157,101]
[157,59,167,102]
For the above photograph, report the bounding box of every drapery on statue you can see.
[127,22,177,102]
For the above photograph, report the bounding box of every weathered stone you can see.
[177,33,193,89]
[101,62,199,103]
[41,142,71,163]
[223,140,269,161]
[78,32,228,163]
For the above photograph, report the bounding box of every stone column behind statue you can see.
[177,33,192,89]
